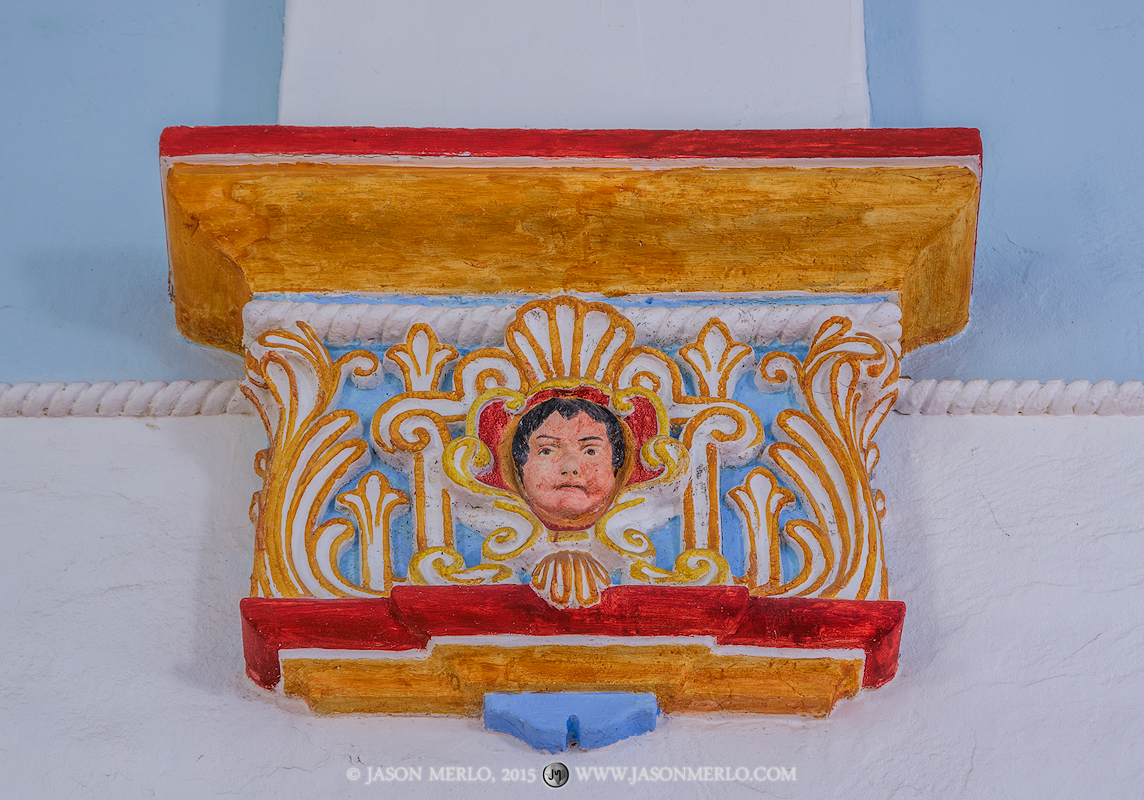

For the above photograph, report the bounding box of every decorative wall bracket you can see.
[234,295,907,728]
[162,127,981,748]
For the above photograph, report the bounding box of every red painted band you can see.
[721,595,907,689]
[393,584,751,638]
[161,125,981,160]
[240,597,428,688]
[240,587,905,691]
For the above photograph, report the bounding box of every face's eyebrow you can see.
[578,436,604,443]
[533,434,563,442]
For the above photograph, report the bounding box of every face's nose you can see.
[559,451,582,475]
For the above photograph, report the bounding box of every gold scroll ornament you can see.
[727,317,899,600]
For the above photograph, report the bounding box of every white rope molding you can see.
[242,299,903,349]
[2,377,1143,418]
[0,380,252,418]
[895,378,1144,416]
[625,302,902,349]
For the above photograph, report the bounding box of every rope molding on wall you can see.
[0,380,252,418]
[896,378,1144,416]
[2,378,1143,418]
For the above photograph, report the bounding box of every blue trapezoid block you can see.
[483,692,660,753]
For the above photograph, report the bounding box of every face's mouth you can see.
[554,483,589,493]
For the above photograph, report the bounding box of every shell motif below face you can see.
[530,550,611,609]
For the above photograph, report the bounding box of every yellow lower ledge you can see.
[281,643,863,717]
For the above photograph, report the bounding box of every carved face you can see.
[519,411,618,529]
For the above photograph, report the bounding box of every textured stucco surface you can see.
[1,414,1141,797]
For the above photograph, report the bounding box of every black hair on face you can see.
[512,397,626,479]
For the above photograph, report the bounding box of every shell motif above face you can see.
[505,296,636,388]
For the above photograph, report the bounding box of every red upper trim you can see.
[161,126,981,160]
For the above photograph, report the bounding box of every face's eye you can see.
[537,446,553,456]
[584,447,598,456]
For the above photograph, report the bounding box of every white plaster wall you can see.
[2,414,1142,797]
[279,0,872,129]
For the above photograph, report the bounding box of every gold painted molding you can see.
[165,162,979,353]
[281,643,863,717]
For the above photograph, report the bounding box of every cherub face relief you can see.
[519,411,618,529]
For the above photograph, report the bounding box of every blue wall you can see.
[3,1,1142,382]
[868,0,1144,381]
[0,1,283,382]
